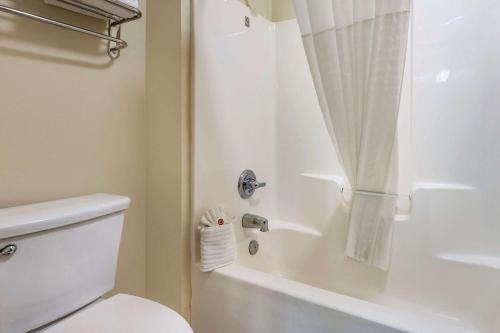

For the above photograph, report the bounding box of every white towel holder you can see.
[0,0,142,59]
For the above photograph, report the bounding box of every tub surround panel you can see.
[192,1,500,332]
[192,0,277,249]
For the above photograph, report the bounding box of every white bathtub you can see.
[192,222,478,333]
[192,1,500,332]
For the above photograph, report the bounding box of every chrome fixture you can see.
[242,214,269,232]
[0,1,142,59]
[238,169,266,199]
[244,16,250,28]
[248,240,259,255]
[0,244,17,257]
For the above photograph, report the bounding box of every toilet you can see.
[0,194,193,333]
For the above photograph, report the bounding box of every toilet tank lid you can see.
[0,194,131,240]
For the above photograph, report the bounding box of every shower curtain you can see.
[293,0,411,270]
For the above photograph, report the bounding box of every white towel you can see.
[45,0,139,20]
[199,207,237,272]
[200,224,237,272]
[117,0,138,8]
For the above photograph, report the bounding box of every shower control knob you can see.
[0,244,17,257]
[238,169,266,199]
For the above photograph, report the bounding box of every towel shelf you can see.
[0,0,142,59]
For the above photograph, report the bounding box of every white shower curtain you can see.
[294,0,411,270]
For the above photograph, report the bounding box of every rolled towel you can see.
[199,208,237,272]
[199,207,235,227]
[117,0,139,8]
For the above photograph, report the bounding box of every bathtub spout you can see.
[242,214,269,232]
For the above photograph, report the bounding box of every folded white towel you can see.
[118,0,138,8]
[200,207,234,227]
[45,0,139,20]
[200,224,236,272]
[199,208,237,272]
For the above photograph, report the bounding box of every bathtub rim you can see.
[210,264,477,333]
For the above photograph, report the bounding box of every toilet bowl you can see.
[40,294,192,333]
[0,194,193,333]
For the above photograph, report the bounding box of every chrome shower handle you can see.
[249,180,266,190]
[238,169,267,199]
[0,244,17,257]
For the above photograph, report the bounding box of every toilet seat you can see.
[43,294,193,333]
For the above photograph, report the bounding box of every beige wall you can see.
[241,0,273,21]
[145,0,191,320]
[0,0,146,296]
[240,0,295,21]
[272,0,295,21]
[0,0,191,319]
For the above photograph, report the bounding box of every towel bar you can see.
[0,0,142,59]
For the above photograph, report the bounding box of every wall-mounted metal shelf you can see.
[0,0,142,59]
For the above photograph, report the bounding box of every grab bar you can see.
[340,187,412,200]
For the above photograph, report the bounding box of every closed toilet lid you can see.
[44,294,193,333]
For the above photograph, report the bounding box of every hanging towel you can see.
[116,0,139,8]
[199,208,237,272]
[45,0,139,20]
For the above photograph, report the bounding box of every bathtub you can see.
[192,1,497,331]
[192,221,478,333]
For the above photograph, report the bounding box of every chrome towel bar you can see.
[0,0,142,59]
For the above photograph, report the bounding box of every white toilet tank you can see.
[0,194,131,333]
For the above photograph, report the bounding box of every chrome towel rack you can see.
[0,0,142,59]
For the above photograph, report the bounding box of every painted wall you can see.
[0,0,146,296]
[239,0,272,21]
[272,0,295,21]
[240,0,294,22]
[0,0,192,318]
[145,0,191,320]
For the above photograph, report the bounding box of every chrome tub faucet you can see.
[242,214,269,232]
